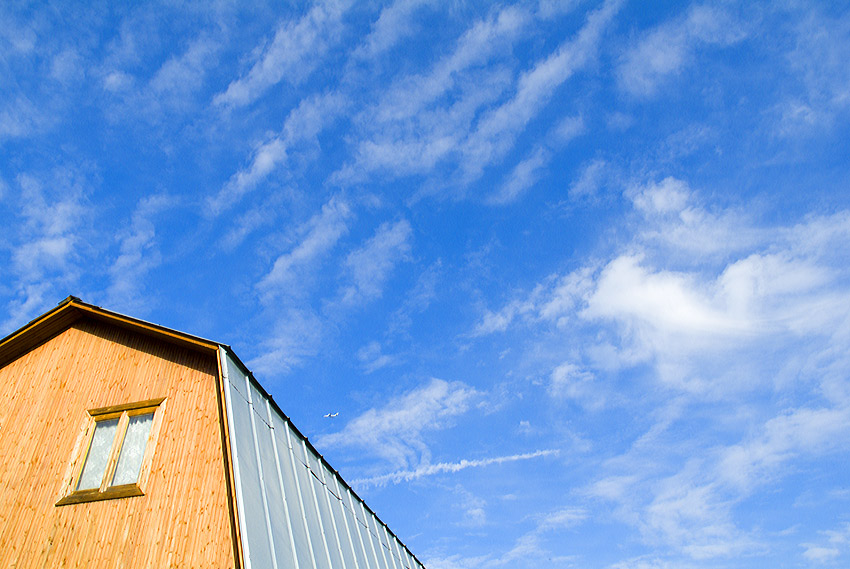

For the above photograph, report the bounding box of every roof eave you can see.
[0,296,221,369]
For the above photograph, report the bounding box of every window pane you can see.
[112,413,154,486]
[77,418,119,490]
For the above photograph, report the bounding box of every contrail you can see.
[354,449,559,487]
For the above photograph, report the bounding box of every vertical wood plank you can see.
[0,319,236,568]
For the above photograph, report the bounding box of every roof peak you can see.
[0,297,222,369]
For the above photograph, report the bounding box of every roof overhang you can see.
[0,296,221,369]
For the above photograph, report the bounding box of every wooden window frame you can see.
[56,397,166,506]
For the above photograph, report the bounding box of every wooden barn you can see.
[0,297,426,569]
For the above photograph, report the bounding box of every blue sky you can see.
[2,1,850,567]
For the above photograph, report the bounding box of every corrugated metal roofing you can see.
[221,347,427,569]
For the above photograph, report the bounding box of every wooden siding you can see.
[0,318,236,568]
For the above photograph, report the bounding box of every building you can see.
[0,296,426,569]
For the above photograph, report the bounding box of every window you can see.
[56,398,165,506]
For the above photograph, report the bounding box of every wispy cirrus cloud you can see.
[354,0,434,60]
[461,0,620,180]
[208,92,346,217]
[338,218,413,306]
[213,0,351,108]
[489,147,550,205]
[317,377,479,470]
[249,196,353,375]
[145,34,221,113]
[777,7,850,135]
[95,7,229,126]
[339,1,617,194]
[105,194,176,315]
[335,5,530,182]
[472,176,850,559]
[568,158,610,200]
[487,114,586,205]
[618,4,747,97]
[477,177,850,393]
[585,403,850,560]
[374,5,529,124]
[2,168,93,329]
[356,341,398,374]
[801,522,850,564]
[425,504,586,569]
[0,94,48,141]
[101,30,223,121]
[256,196,352,300]
[248,307,327,376]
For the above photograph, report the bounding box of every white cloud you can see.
[375,5,529,125]
[213,0,350,108]
[247,196,352,376]
[553,114,586,142]
[11,173,87,282]
[354,0,434,60]
[568,159,609,199]
[470,177,850,559]
[618,5,746,97]
[584,254,752,336]
[611,403,850,560]
[476,179,850,394]
[718,406,850,492]
[387,259,442,335]
[0,94,48,141]
[473,298,535,336]
[209,92,345,216]
[489,147,550,205]
[549,362,604,409]
[472,268,594,335]
[339,219,412,305]
[607,557,685,569]
[337,5,529,183]
[257,196,352,300]
[777,8,850,134]
[97,14,224,123]
[219,200,282,251]
[0,11,36,54]
[49,48,83,85]
[357,341,397,374]
[801,522,850,564]
[1,283,54,334]
[482,112,585,206]
[537,507,588,531]
[628,177,765,258]
[802,546,840,563]
[631,176,690,214]
[537,0,583,20]
[583,251,841,391]
[106,194,175,314]
[462,0,621,179]
[148,35,220,110]
[456,487,488,527]
[641,465,755,558]
[211,137,287,216]
[317,377,478,470]
[424,501,583,568]
[248,307,326,376]
[251,210,410,377]
[102,70,134,93]
[2,169,92,329]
